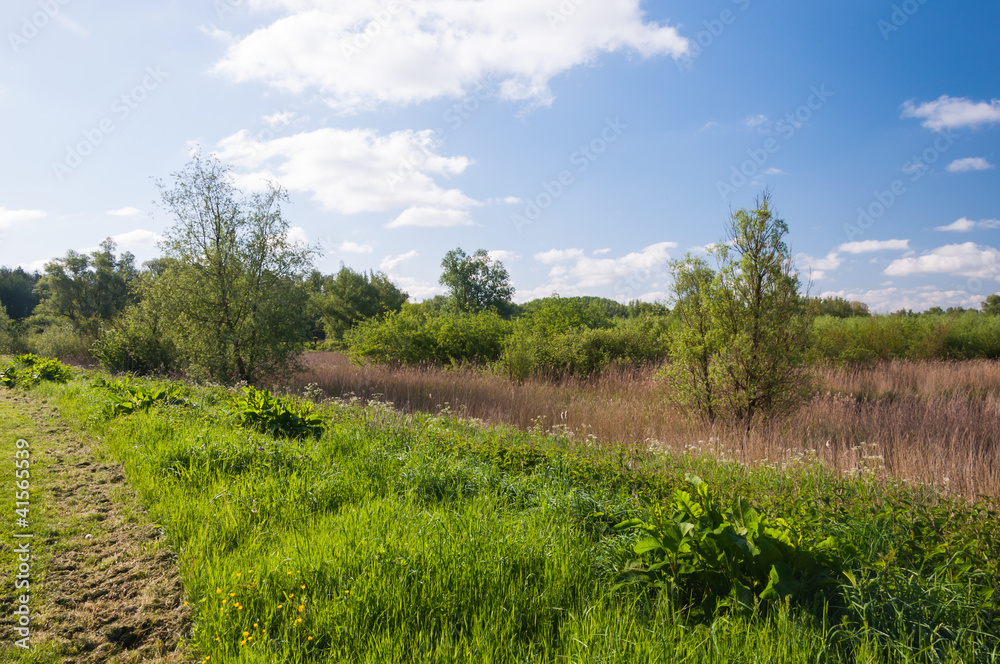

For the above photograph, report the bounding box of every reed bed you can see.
[284,354,1000,498]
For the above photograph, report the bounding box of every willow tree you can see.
[667,192,811,429]
[152,154,315,383]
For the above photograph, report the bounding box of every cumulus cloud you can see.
[0,207,46,230]
[946,157,995,173]
[215,127,479,228]
[487,250,519,263]
[839,239,910,254]
[884,242,1000,280]
[111,229,163,247]
[213,0,688,112]
[107,206,143,217]
[934,217,1000,232]
[521,242,677,300]
[379,250,419,273]
[337,240,374,254]
[901,95,1000,131]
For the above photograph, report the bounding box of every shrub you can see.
[27,323,94,363]
[0,354,72,388]
[92,305,178,375]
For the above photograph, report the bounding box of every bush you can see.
[346,309,513,366]
[95,376,189,418]
[93,305,178,375]
[1,354,72,388]
[26,323,94,363]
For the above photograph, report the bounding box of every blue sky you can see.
[1,0,998,312]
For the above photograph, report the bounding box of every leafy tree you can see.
[0,267,42,320]
[439,248,515,316]
[151,154,315,383]
[982,294,1000,316]
[667,193,810,429]
[664,254,718,422]
[806,296,870,318]
[31,239,138,336]
[316,266,408,344]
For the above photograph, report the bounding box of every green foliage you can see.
[347,308,513,366]
[95,376,189,418]
[230,386,326,440]
[615,474,846,616]
[498,316,669,380]
[25,322,94,362]
[152,153,316,383]
[314,266,408,345]
[31,238,138,337]
[0,353,72,388]
[984,293,1000,316]
[806,296,871,319]
[518,296,619,334]
[439,248,515,315]
[0,266,42,320]
[0,303,19,354]
[667,193,812,426]
[810,312,1000,364]
[93,299,178,375]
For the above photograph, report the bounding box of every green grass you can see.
[27,373,1000,663]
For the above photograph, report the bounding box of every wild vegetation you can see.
[2,364,997,663]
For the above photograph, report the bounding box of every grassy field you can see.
[288,353,1000,499]
[4,361,998,663]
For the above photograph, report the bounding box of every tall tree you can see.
[983,294,1000,316]
[152,154,315,383]
[667,193,811,429]
[316,266,408,343]
[32,239,137,336]
[0,267,42,320]
[439,248,515,315]
[664,254,718,423]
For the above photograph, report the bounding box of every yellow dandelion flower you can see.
[287,571,292,575]
[298,605,304,612]
[253,623,258,628]
[236,573,242,578]
[222,600,227,604]
[243,631,250,637]
[278,604,283,609]
[216,588,221,594]
[300,585,305,590]
[229,593,235,597]
[308,636,313,641]
[296,618,302,623]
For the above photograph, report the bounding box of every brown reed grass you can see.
[282,353,1000,498]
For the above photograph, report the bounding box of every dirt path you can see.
[0,390,193,663]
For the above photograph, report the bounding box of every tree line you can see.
[2,157,999,424]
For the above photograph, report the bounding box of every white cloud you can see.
[380,250,419,273]
[901,95,1000,131]
[838,239,910,253]
[798,251,842,275]
[112,229,162,247]
[934,217,1000,232]
[0,207,46,230]
[593,248,612,255]
[524,242,677,299]
[763,167,784,175]
[262,110,297,129]
[487,250,518,263]
[337,241,374,254]
[946,157,995,173]
[884,242,1000,280]
[287,226,309,248]
[213,0,688,112]
[743,114,769,129]
[107,206,143,217]
[387,207,474,228]
[215,127,479,227]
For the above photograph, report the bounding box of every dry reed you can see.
[282,353,1000,498]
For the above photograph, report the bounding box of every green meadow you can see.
[11,364,996,664]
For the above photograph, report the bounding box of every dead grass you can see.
[283,353,1000,498]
